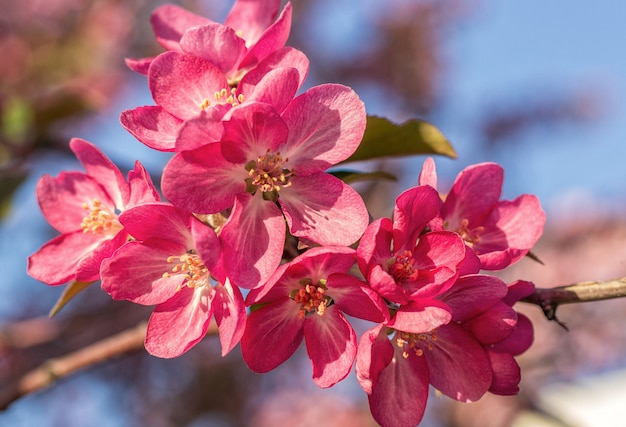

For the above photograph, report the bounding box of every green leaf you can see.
[330,169,397,184]
[341,116,456,163]
[49,281,94,318]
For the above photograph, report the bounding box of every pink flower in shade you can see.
[126,0,295,84]
[100,203,246,358]
[121,49,308,151]
[162,88,369,289]
[356,184,470,327]
[241,246,388,388]
[419,157,546,270]
[357,274,517,427]
[27,138,160,286]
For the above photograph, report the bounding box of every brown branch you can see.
[0,321,147,410]
[522,277,626,329]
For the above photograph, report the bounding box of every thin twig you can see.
[522,277,626,329]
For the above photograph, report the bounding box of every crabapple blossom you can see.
[100,203,245,358]
[241,246,388,388]
[419,157,546,270]
[27,138,159,285]
[162,88,369,289]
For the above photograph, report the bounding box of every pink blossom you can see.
[121,49,308,151]
[126,0,296,85]
[100,203,245,358]
[162,88,369,289]
[357,274,515,427]
[419,157,546,270]
[241,246,388,388]
[28,138,159,285]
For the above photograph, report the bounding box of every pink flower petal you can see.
[241,297,304,372]
[28,230,108,285]
[368,264,409,305]
[329,273,388,323]
[150,4,211,51]
[281,84,366,175]
[145,285,213,358]
[280,173,368,246]
[242,46,309,89]
[118,203,194,248]
[305,308,356,388]
[162,144,245,214]
[175,107,227,151]
[125,56,153,75]
[418,157,438,188]
[125,161,161,207]
[120,106,183,152]
[390,300,452,333]
[70,138,128,209]
[466,302,517,345]
[487,350,521,395]
[36,172,113,234]
[238,2,292,69]
[224,0,282,47]
[74,230,129,282]
[220,194,285,289]
[357,218,393,279]
[179,24,247,75]
[100,240,186,305]
[212,280,246,356]
[439,274,508,321]
[490,313,534,356]
[392,185,442,252]
[423,323,492,402]
[149,52,229,120]
[356,324,394,395]
[239,67,300,114]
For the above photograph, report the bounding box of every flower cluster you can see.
[27,2,546,426]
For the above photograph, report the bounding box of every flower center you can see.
[200,87,245,110]
[452,218,484,249]
[290,278,333,319]
[244,149,294,201]
[161,251,209,290]
[389,250,419,282]
[80,199,122,235]
[395,329,438,359]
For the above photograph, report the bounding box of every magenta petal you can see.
[241,297,304,373]
[439,274,508,321]
[369,343,430,427]
[37,172,113,234]
[239,2,292,69]
[74,230,129,282]
[125,161,161,207]
[119,203,193,248]
[356,218,393,279]
[490,313,534,356]
[239,67,300,114]
[224,0,282,46]
[125,56,153,75]
[356,324,393,394]
[179,24,247,75]
[175,108,227,151]
[424,323,492,402]
[100,240,184,305]
[330,273,388,323]
[150,4,211,51]
[149,52,229,120]
[390,300,452,333]
[221,194,285,289]
[418,157,438,188]
[503,280,536,306]
[392,185,442,252]
[466,302,517,345]
[162,144,244,214]
[243,46,309,89]
[28,231,107,285]
[212,280,246,356]
[281,84,366,174]
[145,286,212,358]
[487,350,521,395]
[70,138,128,208]
[120,106,183,152]
[280,173,368,246]
[368,264,409,305]
[304,308,356,388]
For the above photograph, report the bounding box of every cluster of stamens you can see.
[80,199,121,234]
[452,218,484,248]
[245,149,294,196]
[389,250,419,282]
[162,251,209,290]
[200,87,245,110]
[291,278,332,319]
[395,330,438,358]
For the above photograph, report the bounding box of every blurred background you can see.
[1,0,626,425]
